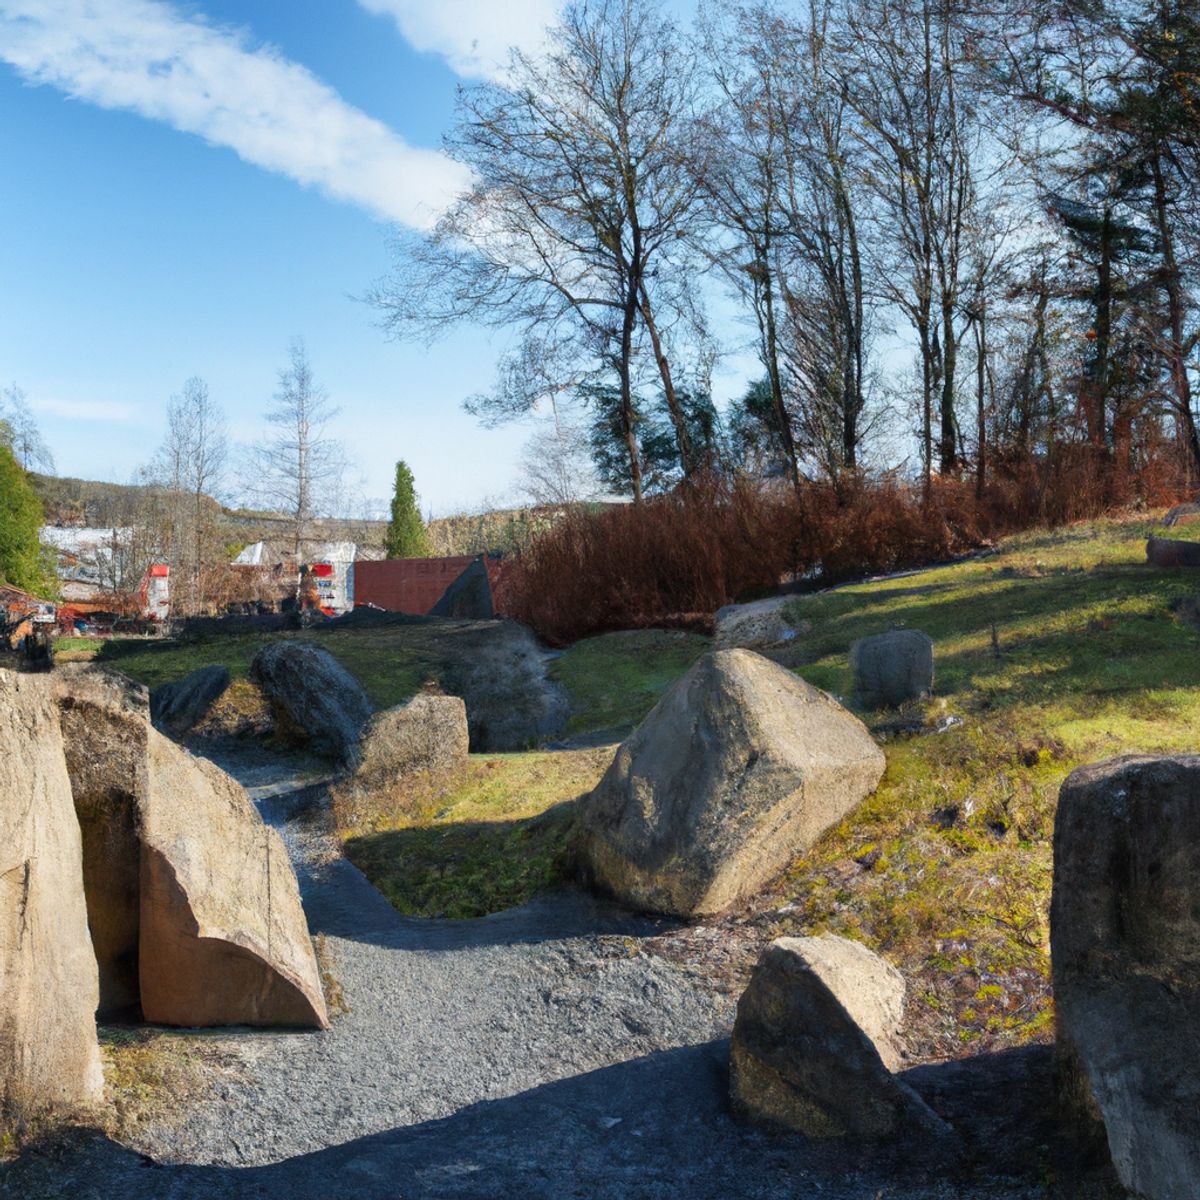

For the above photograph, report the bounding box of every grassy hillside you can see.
[74,513,1199,1059]
[338,514,1200,1060]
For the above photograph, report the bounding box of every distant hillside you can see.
[31,474,388,553]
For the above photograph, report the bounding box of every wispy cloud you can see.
[0,0,470,228]
[30,395,136,422]
[357,0,558,80]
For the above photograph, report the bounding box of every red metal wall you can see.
[353,556,507,615]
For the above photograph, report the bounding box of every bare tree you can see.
[146,376,228,614]
[369,0,703,502]
[246,339,344,562]
[1,383,55,474]
[517,405,600,506]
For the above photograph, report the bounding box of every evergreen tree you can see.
[0,443,49,594]
[385,460,429,558]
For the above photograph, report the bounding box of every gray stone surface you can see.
[0,672,104,1121]
[576,649,885,917]
[1053,755,1200,1200]
[714,595,810,651]
[250,642,373,762]
[850,629,935,709]
[150,665,231,736]
[731,935,945,1139]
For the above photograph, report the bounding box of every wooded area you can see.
[373,0,1200,511]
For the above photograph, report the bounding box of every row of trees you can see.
[372,0,1200,507]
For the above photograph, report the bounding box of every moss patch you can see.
[549,629,710,737]
[342,749,610,918]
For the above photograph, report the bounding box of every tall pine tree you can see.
[385,460,429,558]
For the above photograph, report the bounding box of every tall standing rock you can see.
[0,673,103,1118]
[576,649,885,917]
[1053,756,1200,1200]
[430,557,494,620]
[57,669,329,1030]
[250,641,373,762]
[850,629,935,709]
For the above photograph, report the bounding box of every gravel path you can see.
[3,747,1106,1199]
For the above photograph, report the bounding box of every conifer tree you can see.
[385,460,429,558]
[0,443,49,594]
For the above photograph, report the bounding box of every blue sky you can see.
[0,0,599,516]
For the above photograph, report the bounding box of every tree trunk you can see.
[638,284,696,477]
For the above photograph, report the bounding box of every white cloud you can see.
[0,0,471,228]
[357,0,558,80]
[30,395,136,422]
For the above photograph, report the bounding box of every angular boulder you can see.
[1052,756,1200,1200]
[575,649,885,917]
[150,664,231,737]
[0,672,103,1118]
[850,629,935,709]
[430,556,494,620]
[58,670,328,1029]
[250,641,373,762]
[731,935,944,1138]
[714,595,810,652]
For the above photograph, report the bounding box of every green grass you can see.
[768,513,1200,1056]
[548,629,711,736]
[90,627,439,708]
[342,748,611,918]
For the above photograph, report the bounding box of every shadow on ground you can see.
[4,1042,1117,1200]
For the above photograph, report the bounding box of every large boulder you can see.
[1146,534,1200,568]
[250,641,373,762]
[439,620,567,752]
[57,670,328,1029]
[334,692,469,822]
[850,629,935,709]
[430,557,494,620]
[150,664,231,737]
[575,649,885,917]
[0,672,104,1119]
[1052,756,1200,1200]
[730,935,944,1138]
[714,595,810,652]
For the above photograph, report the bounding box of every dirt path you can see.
[3,748,1087,1199]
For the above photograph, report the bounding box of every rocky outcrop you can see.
[850,629,935,709]
[58,668,328,1029]
[1052,756,1200,1200]
[730,935,943,1138]
[1146,534,1200,568]
[250,641,373,762]
[0,672,104,1118]
[714,595,810,652]
[430,557,494,620]
[576,649,885,917]
[150,664,231,737]
[334,692,469,821]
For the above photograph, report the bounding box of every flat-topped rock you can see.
[850,629,935,709]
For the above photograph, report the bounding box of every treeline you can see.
[373,0,1200,507]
